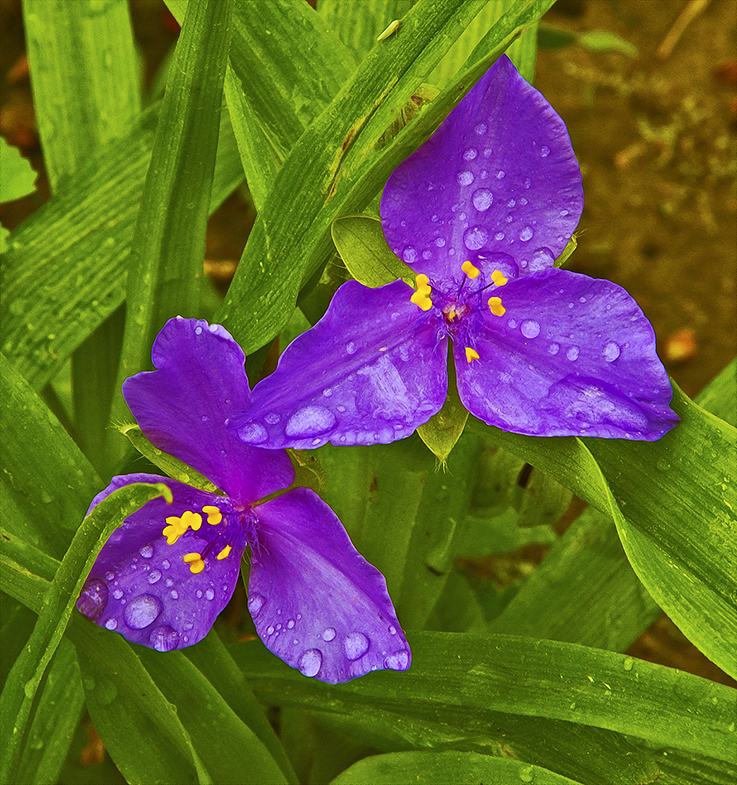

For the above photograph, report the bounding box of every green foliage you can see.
[0,0,735,783]
[0,137,37,203]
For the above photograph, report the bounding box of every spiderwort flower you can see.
[233,55,678,449]
[76,317,410,684]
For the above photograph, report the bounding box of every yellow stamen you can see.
[461,260,480,279]
[465,347,480,363]
[491,270,508,287]
[216,545,232,561]
[488,296,506,316]
[415,273,431,293]
[410,290,433,311]
[202,505,222,525]
[183,552,205,574]
[162,510,202,545]
[448,309,456,321]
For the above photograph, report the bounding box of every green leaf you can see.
[695,356,736,427]
[331,215,414,287]
[0,138,37,202]
[114,0,235,424]
[331,751,581,785]
[0,481,171,785]
[22,0,141,190]
[417,361,470,463]
[578,30,638,57]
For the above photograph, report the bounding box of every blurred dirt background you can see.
[1,0,735,690]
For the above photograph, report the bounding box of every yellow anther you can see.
[488,296,506,316]
[216,545,232,561]
[410,290,433,311]
[162,510,202,545]
[183,552,205,574]
[491,270,508,287]
[448,309,456,321]
[461,260,480,279]
[415,273,431,293]
[465,347,480,363]
[202,505,222,525]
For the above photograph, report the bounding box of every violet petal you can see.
[381,54,583,282]
[454,268,679,439]
[232,280,448,449]
[123,317,294,503]
[77,475,245,650]
[248,488,410,684]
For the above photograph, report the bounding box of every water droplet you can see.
[196,589,203,599]
[298,649,322,678]
[521,320,541,339]
[457,170,474,186]
[472,188,493,211]
[529,248,555,271]
[560,209,569,216]
[548,343,560,355]
[494,231,505,241]
[463,226,488,251]
[104,618,118,631]
[266,625,275,635]
[623,657,634,671]
[524,177,531,188]
[170,590,179,600]
[519,226,534,242]
[285,406,337,438]
[205,588,215,601]
[389,625,397,635]
[603,341,621,362]
[656,458,671,472]
[463,148,478,161]
[112,589,124,600]
[248,593,265,616]
[567,346,580,361]
[540,145,550,157]
[124,595,162,630]
[265,413,280,425]
[434,237,446,247]
[496,169,505,179]
[139,543,154,558]
[150,625,179,652]
[475,122,487,135]
[237,422,268,444]
[343,632,370,661]
[345,341,357,355]
[403,246,417,263]
[195,326,203,335]
[519,765,534,783]
[322,627,337,642]
[162,560,170,570]
[384,650,409,670]
[78,579,108,620]
[287,619,295,629]
[104,570,116,582]
[201,415,209,423]
[322,388,333,397]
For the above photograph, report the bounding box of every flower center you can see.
[410,261,508,362]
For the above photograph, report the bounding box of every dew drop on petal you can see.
[150,625,179,652]
[524,177,532,189]
[196,590,203,599]
[322,627,337,642]
[521,320,541,339]
[162,560,170,570]
[389,625,397,635]
[205,588,215,601]
[194,326,202,335]
[104,570,116,582]
[105,618,118,630]
[298,649,323,677]
[472,188,493,212]
[384,650,410,670]
[463,148,478,161]
[457,170,474,186]
[285,406,337,438]
[508,319,518,330]
[434,237,446,247]
[496,170,505,179]
[170,590,178,600]
[604,341,621,362]
[463,226,488,251]
[403,246,417,263]
[287,619,295,629]
[78,579,108,620]
[540,145,550,157]
[475,122,487,135]
[265,412,281,425]
[266,625,275,635]
[567,346,580,361]
[494,232,505,241]
[519,226,534,242]
[548,343,560,355]
[247,594,265,616]
[139,543,154,559]
[112,588,124,600]
[237,422,268,444]
[343,632,370,661]
[124,595,162,630]
[345,341,357,355]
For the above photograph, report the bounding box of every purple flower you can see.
[232,55,678,450]
[76,317,410,684]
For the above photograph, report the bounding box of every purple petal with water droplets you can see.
[231,280,448,449]
[77,475,245,650]
[123,317,294,504]
[455,268,678,439]
[248,488,410,684]
[381,54,583,282]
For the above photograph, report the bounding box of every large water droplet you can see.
[285,406,337,438]
[603,341,621,362]
[247,593,265,616]
[298,649,323,677]
[521,320,541,339]
[78,578,108,620]
[322,627,337,642]
[463,226,488,251]
[124,595,162,630]
[343,632,370,661]
[150,625,179,652]
[529,248,555,271]
[139,543,154,559]
[237,422,268,444]
[345,341,357,355]
[519,226,534,242]
[567,346,580,361]
[403,246,417,263]
[384,650,410,670]
[457,170,474,186]
[472,188,493,212]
